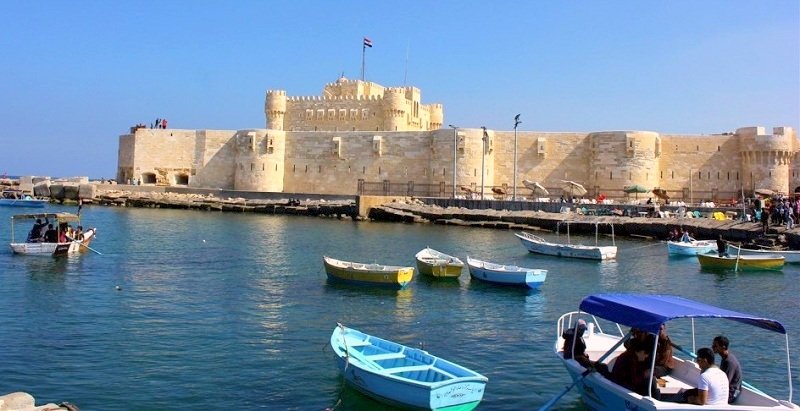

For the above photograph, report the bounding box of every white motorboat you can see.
[547,293,798,410]
[515,221,616,260]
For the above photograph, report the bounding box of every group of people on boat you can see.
[667,228,695,243]
[26,218,84,243]
[563,321,742,405]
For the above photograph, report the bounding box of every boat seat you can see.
[386,365,432,374]
[367,352,406,361]
[344,340,370,347]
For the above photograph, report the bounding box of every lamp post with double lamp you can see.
[448,124,458,198]
[513,114,521,201]
[481,126,488,199]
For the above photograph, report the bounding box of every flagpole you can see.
[361,42,366,81]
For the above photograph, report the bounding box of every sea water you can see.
[0,205,798,410]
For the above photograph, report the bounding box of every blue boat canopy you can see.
[579,294,786,335]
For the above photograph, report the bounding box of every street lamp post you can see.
[481,126,488,199]
[448,124,458,198]
[513,114,521,201]
[689,168,693,206]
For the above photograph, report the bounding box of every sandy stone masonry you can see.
[117,78,798,200]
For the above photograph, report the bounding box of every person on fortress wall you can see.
[162,118,168,129]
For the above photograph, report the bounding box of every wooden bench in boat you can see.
[387,365,458,380]
[366,352,406,361]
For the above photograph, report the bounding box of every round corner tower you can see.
[738,126,794,192]
[382,87,407,131]
[265,90,287,130]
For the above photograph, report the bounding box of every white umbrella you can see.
[560,180,587,197]
[523,180,549,196]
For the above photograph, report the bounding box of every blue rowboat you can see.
[466,256,547,289]
[330,324,488,411]
[549,294,797,410]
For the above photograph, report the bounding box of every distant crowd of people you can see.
[751,194,797,231]
[562,320,742,405]
[131,117,169,131]
[26,217,84,243]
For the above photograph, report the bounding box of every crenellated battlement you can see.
[287,95,385,102]
[264,76,443,132]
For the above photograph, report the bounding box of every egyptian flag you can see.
[363,37,373,48]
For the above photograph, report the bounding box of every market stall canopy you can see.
[755,188,775,197]
[523,180,549,196]
[652,188,669,200]
[560,180,587,197]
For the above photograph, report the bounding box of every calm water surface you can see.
[0,205,798,410]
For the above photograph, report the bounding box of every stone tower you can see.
[738,126,795,192]
[265,90,287,130]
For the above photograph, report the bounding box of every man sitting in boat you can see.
[43,224,58,243]
[26,218,49,243]
[666,347,729,405]
[610,339,652,396]
[562,319,610,377]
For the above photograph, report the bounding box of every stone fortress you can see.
[117,77,799,202]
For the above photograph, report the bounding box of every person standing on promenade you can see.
[712,336,742,404]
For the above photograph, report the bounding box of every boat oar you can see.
[66,236,103,255]
[539,332,630,411]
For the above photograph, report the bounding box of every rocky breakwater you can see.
[369,199,800,247]
[95,190,358,219]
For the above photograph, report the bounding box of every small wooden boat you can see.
[9,213,97,257]
[552,294,797,410]
[515,222,617,260]
[330,324,488,410]
[0,190,48,208]
[696,251,785,271]
[414,247,464,278]
[727,244,800,264]
[323,256,413,288]
[466,256,547,289]
[666,239,716,256]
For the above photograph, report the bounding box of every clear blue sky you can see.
[1,1,797,179]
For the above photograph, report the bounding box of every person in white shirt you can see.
[687,347,729,405]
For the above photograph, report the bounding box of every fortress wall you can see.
[588,131,660,194]
[127,129,197,185]
[480,131,590,195]
[658,134,741,200]
[281,131,436,195]
[191,130,238,189]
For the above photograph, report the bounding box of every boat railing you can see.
[556,221,616,246]
[556,311,624,341]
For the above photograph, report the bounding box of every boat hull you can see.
[331,325,487,410]
[466,257,546,289]
[323,256,413,288]
[0,198,48,208]
[696,252,784,270]
[727,244,800,263]
[10,229,96,257]
[415,248,464,278]
[515,232,616,260]
[667,240,716,256]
